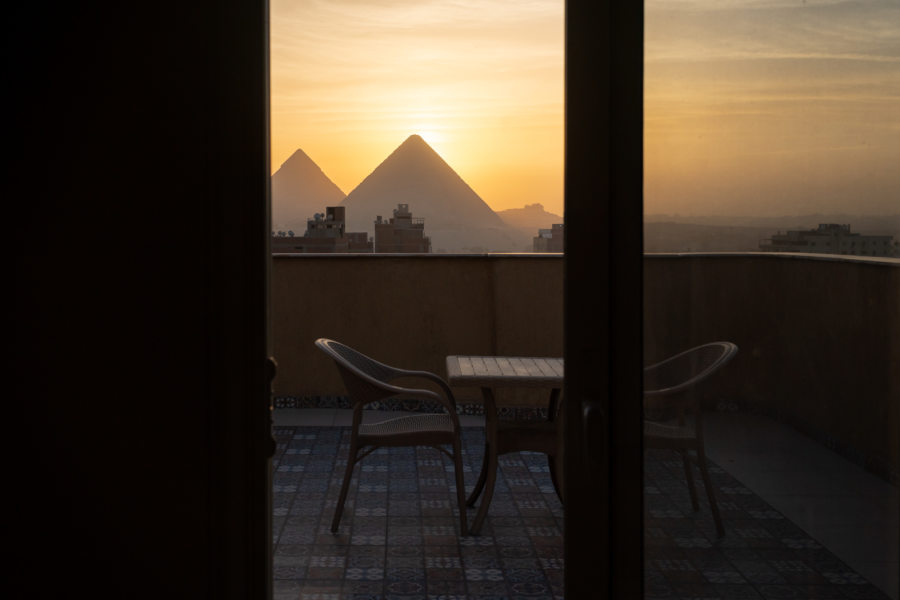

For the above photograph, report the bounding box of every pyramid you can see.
[271,149,346,234]
[341,135,529,252]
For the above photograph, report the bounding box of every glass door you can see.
[643,1,899,598]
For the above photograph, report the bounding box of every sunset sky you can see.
[270,0,899,218]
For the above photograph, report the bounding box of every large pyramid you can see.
[271,149,346,234]
[341,135,530,252]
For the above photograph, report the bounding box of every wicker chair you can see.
[644,341,738,537]
[315,338,468,535]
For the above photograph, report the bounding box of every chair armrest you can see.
[383,385,461,424]
[382,372,461,424]
[385,369,457,405]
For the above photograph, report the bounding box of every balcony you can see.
[270,252,899,599]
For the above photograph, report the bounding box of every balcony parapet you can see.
[643,252,899,485]
[272,252,899,484]
[644,250,899,265]
[271,253,564,411]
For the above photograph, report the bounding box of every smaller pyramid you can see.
[271,149,346,233]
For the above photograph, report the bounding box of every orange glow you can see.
[272,0,899,219]
[269,0,564,214]
[643,0,900,216]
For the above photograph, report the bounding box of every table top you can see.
[446,355,564,388]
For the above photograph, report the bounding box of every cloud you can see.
[646,0,900,63]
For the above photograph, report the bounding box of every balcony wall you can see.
[643,253,900,483]
[271,254,564,407]
[271,252,899,481]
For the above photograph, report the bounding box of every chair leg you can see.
[681,449,699,511]
[467,441,490,507]
[451,437,468,536]
[696,447,724,537]
[546,389,563,502]
[331,437,359,534]
[547,454,561,500]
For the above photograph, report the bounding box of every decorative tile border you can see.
[277,396,899,485]
[274,395,549,421]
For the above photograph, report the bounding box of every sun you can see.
[412,126,445,146]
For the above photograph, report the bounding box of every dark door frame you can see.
[9,0,644,595]
[210,0,645,596]
[564,0,644,596]
[189,0,646,595]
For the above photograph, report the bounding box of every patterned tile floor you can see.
[272,425,891,600]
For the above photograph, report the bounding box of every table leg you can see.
[469,386,498,535]
[547,388,560,421]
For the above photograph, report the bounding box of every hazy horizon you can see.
[271,0,898,218]
[271,137,898,222]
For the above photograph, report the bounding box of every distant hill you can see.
[271,149,346,234]
[644,222,775,253]
[497,203,563,235]
[341,135,530,252]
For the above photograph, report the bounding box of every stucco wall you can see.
[271,254,564,406]
[644,253,900,482]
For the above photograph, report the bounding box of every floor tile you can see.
[272,419,896,600]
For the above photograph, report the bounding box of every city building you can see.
[533,223,565,252]
[272,206,373,253]
[759,223,894,257]
[373,204,431,253]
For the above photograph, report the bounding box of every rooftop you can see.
[269,252,898,599]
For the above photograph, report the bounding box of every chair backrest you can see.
[644,341,738,399]
[317,338,399,381]
[315,338,402,406]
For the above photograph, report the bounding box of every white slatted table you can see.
[446,355,564,534]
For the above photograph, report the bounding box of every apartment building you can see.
[373,203,431,253]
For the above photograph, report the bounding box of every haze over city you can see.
[270,0,899,218]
